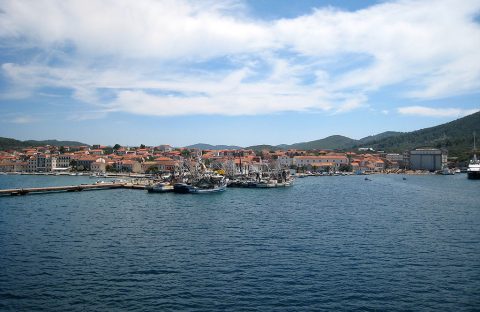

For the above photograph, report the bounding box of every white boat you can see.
[255,179,277,188]
[191,182,227,193]
[467,133,480,180]
[438,167,455,175]
[468,160,480,179]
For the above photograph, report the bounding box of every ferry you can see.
[467,133,480,180]
[468,160,480,179]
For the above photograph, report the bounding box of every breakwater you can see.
[0,182,145,196]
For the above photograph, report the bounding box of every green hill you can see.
[356,111,480,160]
[358,131,403,145]
[288,135,358,150]
[0,137,88,150]
[245,144,281,152]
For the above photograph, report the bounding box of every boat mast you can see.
[473,132,477,162]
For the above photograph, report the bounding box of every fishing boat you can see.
[467,133,480,180]
[146,182,174,193]
[438,167,455,175]
[173,174,227,194]
[173,180,227,194]
[255,179,277,188]
[173,183,196,193]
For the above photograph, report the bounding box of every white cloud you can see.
[0,0,272,59]
[9,116,36,124]
[397,106,479,117]
[275,0,480,98]
[0,0,479,117]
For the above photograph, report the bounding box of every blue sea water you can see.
[0,174,479,311]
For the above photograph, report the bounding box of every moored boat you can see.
[147,182,174,193]
[173,181,227,194]
[468,162,480,179]
[467,133,480,180]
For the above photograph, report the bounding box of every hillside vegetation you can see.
[243,111,479,161]
[0,137,88,150]
[356,111,480,160]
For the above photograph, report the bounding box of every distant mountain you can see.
[23,139,88,147]
[245,144,282,151]
[185,143,243,150]
[0,137,88,150]
[2,111,478,161]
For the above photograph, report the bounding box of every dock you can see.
[0,182,146,196]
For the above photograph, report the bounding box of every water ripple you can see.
[0,174,479,311]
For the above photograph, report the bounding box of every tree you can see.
[181,149,191,158]
[59,146,66,154]
[106,165,117,172]
[140,144,146,149]
[146,167,159,174]
[113,144,121,150]
[338,164,353,172]
[103,147,113,155]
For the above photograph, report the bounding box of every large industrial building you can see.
[409,148,447,171]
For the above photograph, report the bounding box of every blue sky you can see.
[0,0,479,147]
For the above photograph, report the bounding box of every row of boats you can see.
[146,169,295,194]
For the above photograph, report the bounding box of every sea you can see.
[0,174,479,311]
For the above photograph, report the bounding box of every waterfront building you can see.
[26,154,57,172]
[56,154,74,168]
[278,155,293,167]
[140,161,160,173]
[0,161,15,172]
[90,158,107,172]
[293,155,349,170]
[75,156,97,171]
[115,160,142,173]
[374,159,385,171]
[409,148,447,171]
[386,153,408,169]
[154,157,177,172]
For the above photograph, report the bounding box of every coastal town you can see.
[0,143,453,176]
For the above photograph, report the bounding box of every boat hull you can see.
[173,183,227,194]
[147,185,174,193]
[191,185,227,194]
[173,183,195,194]
[467,171,480,179]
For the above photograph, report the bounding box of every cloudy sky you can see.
[0,0,479,146]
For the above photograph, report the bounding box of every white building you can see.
[56,154,74,168]
[90,158,107,172]
[278,155,294,167]
[27,154,57,172]
[293,155,349,168]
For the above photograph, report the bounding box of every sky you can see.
[0,0,479,147]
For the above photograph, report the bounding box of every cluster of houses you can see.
[0,143,447,174]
